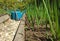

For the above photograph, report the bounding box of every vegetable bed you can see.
[25,0,60,41]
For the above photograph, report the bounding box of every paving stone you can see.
[14,14,25,41]
[0,18,20,41]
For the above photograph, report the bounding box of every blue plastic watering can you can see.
[11,10,26,20]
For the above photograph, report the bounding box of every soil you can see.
[25,16,52,41]
[25,25,52,41]
[25,22,52,41]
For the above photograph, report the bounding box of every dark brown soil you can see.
[25,16,52,41]
[25,24,52,41]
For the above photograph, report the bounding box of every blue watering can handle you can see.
[22,10,26,15]
[15,11,18,20]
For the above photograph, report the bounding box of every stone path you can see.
[0,15,9,23]
[13,14,25,41]
[0,18,20,41]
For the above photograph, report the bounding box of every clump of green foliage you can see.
[26,0,60,41]
[0,0,27,14]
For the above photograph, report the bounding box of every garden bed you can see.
[24,0,60,41]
